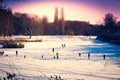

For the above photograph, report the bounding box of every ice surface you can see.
[0,36,120,80]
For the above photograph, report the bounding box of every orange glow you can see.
[9,1,119,24]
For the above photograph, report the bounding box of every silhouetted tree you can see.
[104,13,117,34]
[13,13,23,35]
[54,7,59,35]
[59,8,65,35]
[0,6,14,36]
[42,16,49,35]
[96,13,120,44]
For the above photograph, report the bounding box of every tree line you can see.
[0,4,120,44]
[93,13,120,44]
[0,5,92,37]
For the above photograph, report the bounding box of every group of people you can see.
[41,52,59,60]
[62,44,66,48]
[16,50,26,58]
[41,46,106,60]
[0,72,16,80]
[50,75,61,80]
[78,53,106,60]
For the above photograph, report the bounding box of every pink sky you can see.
[5,0,120,24]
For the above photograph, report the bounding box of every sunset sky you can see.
[3,0,120,24]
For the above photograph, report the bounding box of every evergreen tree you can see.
[59,8,65,35]
[54,7,59,35]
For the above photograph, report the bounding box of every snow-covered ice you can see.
[0,36,120,80]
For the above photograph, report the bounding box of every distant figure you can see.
[64,44,66,47]
[88,53,90,59]
[16,50,18,56]
[52,48,55,53]
[56,55,59,59]
[103,54,106,60]
[59,75,61,80]
[56,53,59,59]
[50,76,52,78]
[54,56,56,59]
[55,76,58,80]
[5,54,8,56]
[41,55,43,59]
[0,51,4,56]
[62,44,65,48]
[3,77,6,80]
[79,53,81,57]
[6,72,16,80]
[62,44,63,47]
[24,55,26,58]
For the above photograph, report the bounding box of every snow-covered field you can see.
[0,36,120,80]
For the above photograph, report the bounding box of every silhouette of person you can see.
[62,44,63,47]
[50,76,52,78]
[55,76,58,80]
[16,50,18,56]
[52,48,54,53]
[56,53,59,59]
[59,75,61,79]
[42,55,43,59]
[56,55,59,59]
[79,53,81,57]
[24,55,26,58]
[88,53,90,59]
[64,44,66,47]
[103,54,106,60]
[3,77,6,80]
[54,56,56,59]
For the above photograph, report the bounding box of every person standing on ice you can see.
[64,44,66,48]
[16,50,18,56]
[79,53,81,57]
[62,44,63,47]
[41,55,43,59]
[56,52,59,59]
[24,55,26,58]
[52,48,55,53]
[103,54,106,60]
[88,53,90,59]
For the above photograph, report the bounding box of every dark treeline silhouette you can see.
[0,5,92,36]
[93,13,120,45]
[0,3,120,45]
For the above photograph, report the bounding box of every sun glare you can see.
[9,0,119,24]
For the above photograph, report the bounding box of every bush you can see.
[1,40,24,48]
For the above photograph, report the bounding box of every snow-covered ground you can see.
[0,36,120,80]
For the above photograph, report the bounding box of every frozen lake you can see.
[0,36,120,80]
